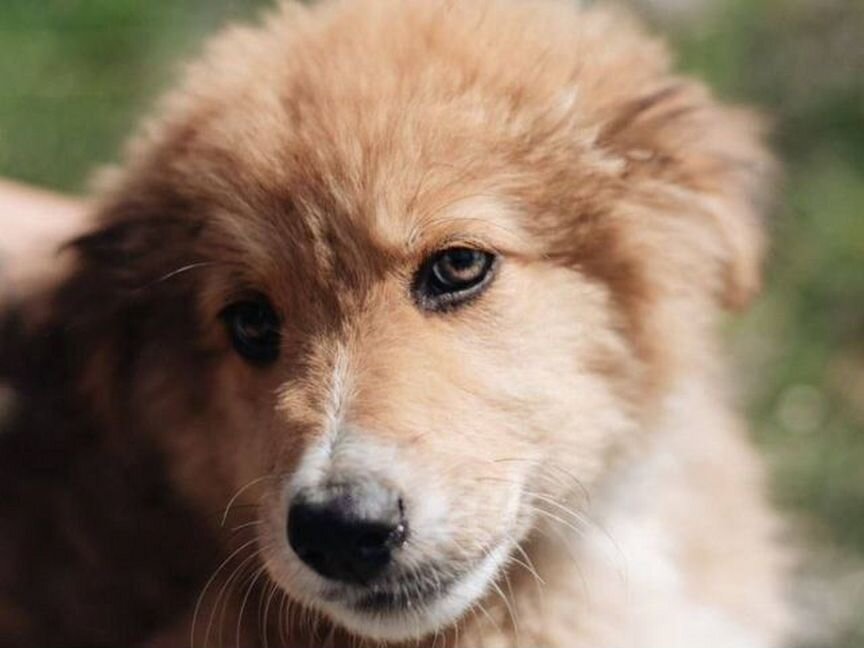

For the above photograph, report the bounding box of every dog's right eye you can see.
[221,296,281,365]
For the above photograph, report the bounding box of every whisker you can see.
[523,490,592,528]
[472,597,503,636]
[490,457,590,503]
[212,546,261,648]
[190,537,259,648]
[490,577,520,641]
[279,589,293,648]
[528,505,588,539]
[260,579,281,648]
[230,520,262,534]
[511,541,545,587]
[235,554,272,648]
[220,475,276,527]
[135,261,218,292]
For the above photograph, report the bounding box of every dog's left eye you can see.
[414,247,497,311]
[221,296,281,365]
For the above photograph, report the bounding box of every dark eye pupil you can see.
[447,249,481,270]
[236,305,268,335]
[221,297,280,365]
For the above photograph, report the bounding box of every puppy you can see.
[0,0,790,646]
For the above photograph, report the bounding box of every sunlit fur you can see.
[0,1,790,646]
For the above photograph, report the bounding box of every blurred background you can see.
[0,0,861,645]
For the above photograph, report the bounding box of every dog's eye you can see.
[414,247,497,311]
[221,296,281,365]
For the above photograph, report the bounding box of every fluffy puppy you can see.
[0,0,789,646]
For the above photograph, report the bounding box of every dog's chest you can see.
[570,448,770,648]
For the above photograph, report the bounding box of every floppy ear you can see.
[1,184,205,426]
[63,186,203,299]
[599,81,776,310]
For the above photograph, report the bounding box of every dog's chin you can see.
[284,542,512,643]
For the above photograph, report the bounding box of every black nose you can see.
[287,482,407,585]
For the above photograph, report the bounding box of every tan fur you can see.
[0,1,789,646]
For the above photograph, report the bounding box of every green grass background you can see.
[1,0,861,645]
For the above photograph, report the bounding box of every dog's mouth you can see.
[320,561,461,613]
[286,541,513,642]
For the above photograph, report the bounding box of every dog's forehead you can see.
[158,0,627,286]
[209,183,529,281]
[196,96,535,273]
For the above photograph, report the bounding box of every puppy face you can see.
[55,0,772,642]
[187,164,639,640]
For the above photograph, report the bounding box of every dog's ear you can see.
[599,81,776,310]
[0,210,220,646]
[1,187,203,418]
[65,187,203,299]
